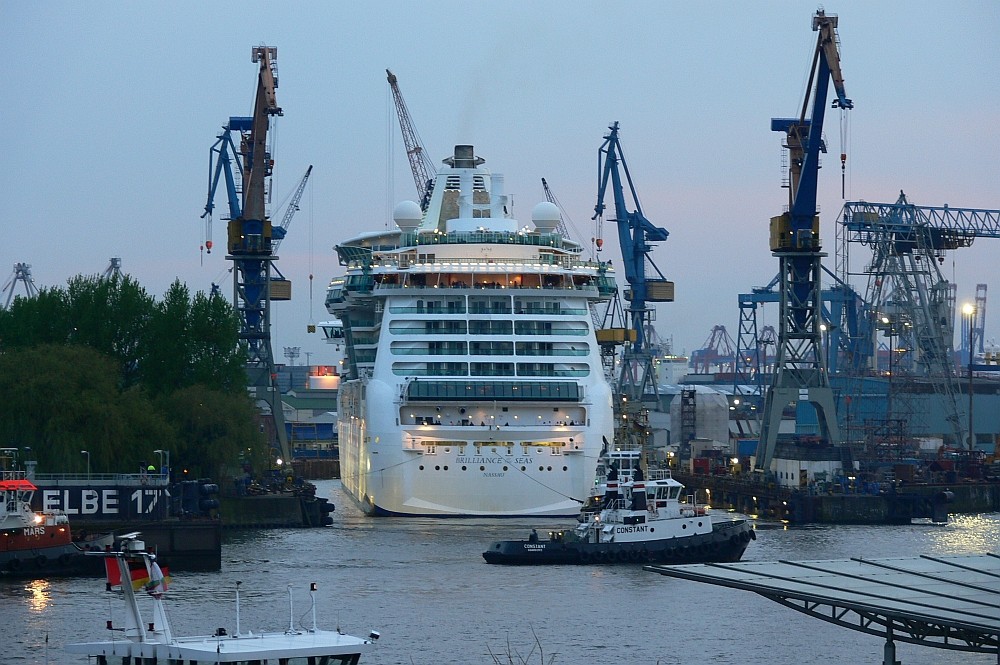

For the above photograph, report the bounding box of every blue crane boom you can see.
[756,10,851,473]
[200,46,291,466]
[842,195,1000,245]
[272,165,313,253]
[593,122,672,356]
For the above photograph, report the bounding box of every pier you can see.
[673,470,997,524]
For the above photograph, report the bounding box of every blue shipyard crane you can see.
[755,10,852,472]
[593,122,673,401]
[387,69,436,211]
[839,193,1000,445]
[201,46,291,464]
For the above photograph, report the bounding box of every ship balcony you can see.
[391,346,469,356]
[515,367,591,378]
[513,307,588,316]
[389,324,469,335]
[393,367,469,377]
[400,426,585,450]
[353,351,378,364]
[389,305,468,314]
[468,305,513,315]
[513,323,589,336]
[515,347,589,357]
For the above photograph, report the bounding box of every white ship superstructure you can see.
[327,145,617,516]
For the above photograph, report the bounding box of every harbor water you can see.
[4,479,1000,665]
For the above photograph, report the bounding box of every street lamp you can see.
[80,450,90,479]
[963,303,976,452]
[153,448,171,517]
[153,449,170,478]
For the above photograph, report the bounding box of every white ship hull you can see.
[329,144,617,517]
[339,379,613,516]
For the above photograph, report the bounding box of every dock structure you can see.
[672,470,997,524]
[647,554,1000,664]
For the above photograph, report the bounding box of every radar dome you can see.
[393,200,423,231]
[531,201,561,233]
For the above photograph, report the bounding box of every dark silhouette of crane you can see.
[387,69,435,211]
[201,46,291,464]
[593,122,673,402]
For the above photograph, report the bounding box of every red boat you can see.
[1,471,112,577]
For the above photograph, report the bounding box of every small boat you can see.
[483,468,755,565]
[66,534,380,663]
[0,471,112,577]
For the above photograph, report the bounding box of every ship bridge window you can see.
[406,381,580,402]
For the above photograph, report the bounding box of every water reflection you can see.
[26,579,51,612]
[927,514,1000,555]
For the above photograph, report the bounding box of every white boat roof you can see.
[646,554,1000,655]
[66,629,374,661]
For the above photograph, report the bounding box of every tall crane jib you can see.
[593,122,673,402]
[755,11,852,474]
[387,69,436,211]
[201,46,291,467]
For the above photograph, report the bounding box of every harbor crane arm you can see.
[242,46,282,224]
[387,69,436,211]
[272,165,313,253]
[593,122,670,353]
[540,178,571,238]
[755,10,851,472]
[201,127,246,253]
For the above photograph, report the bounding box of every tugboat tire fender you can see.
[58,553,72,566]
[35,555,48,568]
[729,534,740,546]
[7,558,20,572]
[579,551,591,564]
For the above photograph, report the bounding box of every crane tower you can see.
[755,11,852,472]
[202,46,291,464]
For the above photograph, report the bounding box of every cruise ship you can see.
[326,145,617,516]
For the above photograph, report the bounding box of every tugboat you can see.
[483,467,755,565]
[0,470,112,577]
[66,534,380,663]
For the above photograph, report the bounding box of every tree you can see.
[155,385,267,479]
[0,275,258,480]
[0,345,173,473]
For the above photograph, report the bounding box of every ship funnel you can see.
[453,145,476,169]
[444,145,484,169]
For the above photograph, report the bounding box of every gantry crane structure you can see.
[201,46,291,464]
[838,192,1000,446]
[593,122,673,403]
[755,10,852,472]
[387,69,436,211]
[103,257,123,280]
[2,263,40,309]
[690,325,738,374]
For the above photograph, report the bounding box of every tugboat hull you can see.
[483,519,755,565]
